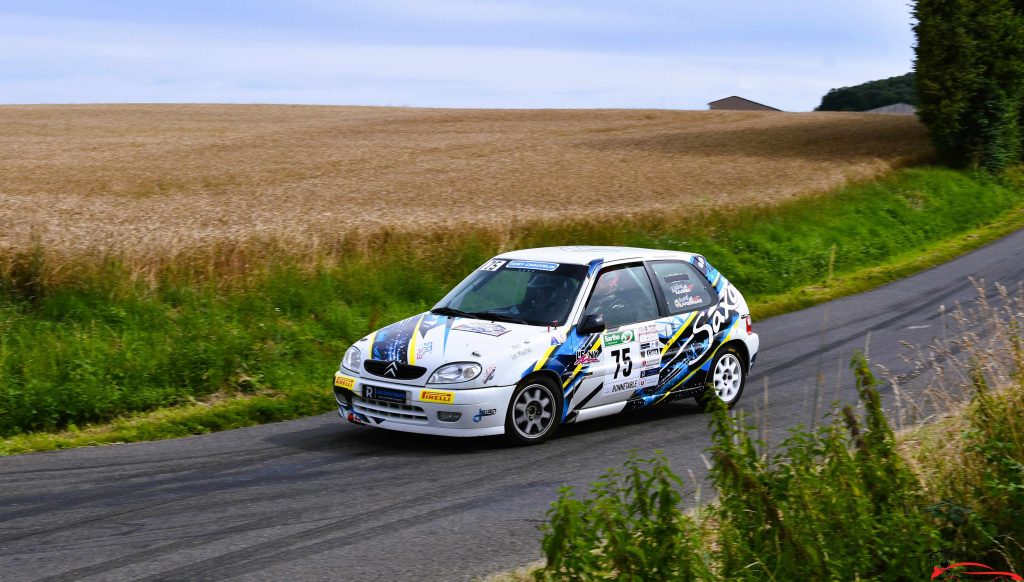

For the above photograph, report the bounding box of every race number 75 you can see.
[611,348,633,379]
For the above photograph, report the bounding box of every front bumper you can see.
[333,372,514,437]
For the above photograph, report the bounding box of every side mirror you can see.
[578,313,606,335]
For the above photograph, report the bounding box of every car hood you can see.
[354,312,564,386]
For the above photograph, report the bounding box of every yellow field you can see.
[0,104,929,271]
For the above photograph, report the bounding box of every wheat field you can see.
[0,104,930,274]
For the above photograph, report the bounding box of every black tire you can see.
[696,345,746,411]
[504,377,561,445]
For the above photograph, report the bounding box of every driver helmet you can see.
[525,274,564,307]
[594,270,622,296]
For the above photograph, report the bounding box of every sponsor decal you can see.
[482,364,497,384]
[333,373,356,390]
[420,389,455,404]
[603,329,635,347]
[452,322,511,337]
[674,295,704,309]
[415,342,433,360]
[638,324,659,342]
[506,260,559,271]
[505,340,532,358]
[641,367,660,378]
[664,273,689,284]
[473,408,497,422]
[670,282,695,295]
[479,259,506,271]
[574,348,600,366]
[510,345,534,360]
[693,284,741,343]
[551,330,567,345]
[606,378,639,394]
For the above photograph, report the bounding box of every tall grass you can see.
[1,167,1023,439]
[534,284,1024,580]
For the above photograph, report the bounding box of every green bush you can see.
[536,454,710,581]
[708,354,939,580]
[534,353,1024,579]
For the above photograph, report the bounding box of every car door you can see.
[645,259,718,395]
[570,263,663,409]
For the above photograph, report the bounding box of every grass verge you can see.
[2,166,1023,455]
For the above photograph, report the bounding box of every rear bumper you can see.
[744,332,760,369]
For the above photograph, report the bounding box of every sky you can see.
[0,1,916,111]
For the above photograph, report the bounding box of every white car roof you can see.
[496,246,698,266]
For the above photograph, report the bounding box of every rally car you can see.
[333,246,759,444]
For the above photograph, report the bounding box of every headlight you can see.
[429,362,482,384]
[341,346,361,373]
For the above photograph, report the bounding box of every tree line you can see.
[816,73,917,112]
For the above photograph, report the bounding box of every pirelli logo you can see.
[419,389,455,404]
[333,373,356,391]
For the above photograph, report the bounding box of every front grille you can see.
[352,396,429,424]
[363,359,427,380]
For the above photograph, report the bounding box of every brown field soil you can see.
[0,104,930,270]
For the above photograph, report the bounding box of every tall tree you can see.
[914,0,1024,171]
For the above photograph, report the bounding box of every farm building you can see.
[708,96,781,112]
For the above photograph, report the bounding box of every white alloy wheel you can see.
[713,352,743,403]
[506,380,560,444]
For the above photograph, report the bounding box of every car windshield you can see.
[434,259,589,327]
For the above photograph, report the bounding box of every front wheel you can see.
[505,378,561,445]
[697,346,746,411]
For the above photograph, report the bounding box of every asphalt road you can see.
[3,228,1024,582]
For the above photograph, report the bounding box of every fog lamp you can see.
[437,411,462,422]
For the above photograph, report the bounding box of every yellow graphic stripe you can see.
[655,386,677,404]
[563,337,601,388]
[722,317,739,344]
[408,314,425,365]
[662,312,698,356]
[533,345,557,372]
[666,355,713,394]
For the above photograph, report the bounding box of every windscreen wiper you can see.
[471,311,530,325]
[430,306,479,319]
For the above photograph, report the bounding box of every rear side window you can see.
[649,261,715,315]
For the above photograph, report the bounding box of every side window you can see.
[584,264,660,329]
[649,261,715,315]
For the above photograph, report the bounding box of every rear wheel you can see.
[505,378,561,445]
[697,346,746,411]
